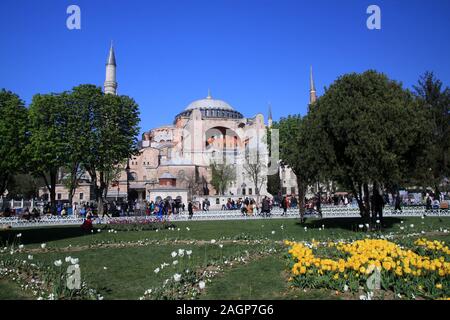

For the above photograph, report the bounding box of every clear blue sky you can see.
[1,0,449,135]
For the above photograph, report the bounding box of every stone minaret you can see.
[104,42,117,95]
[268,102,273,128]
[309,66,317,105]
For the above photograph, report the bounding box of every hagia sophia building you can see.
[41,44,317,209]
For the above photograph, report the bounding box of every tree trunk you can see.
[362,183,371,223]
[352,182,370,224]
[297,177,306,222]
[49,170,57,215]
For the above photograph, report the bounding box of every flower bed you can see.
[285,238,450,299]
[0,258,100,300]
[99,217,176,232]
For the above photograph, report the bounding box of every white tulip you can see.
[28,255,33,260]
[65,256,72,263]
[271,231,275,235]
[19,245,24,249]
[154,268,160,274]
[71,258,79,265]
[173,260,179,265]
[16,233,22,238]
[173,273,181,282]
[219,244,223,249]
[211,239,216,244]
[186,250,192,256]
[41,243,46,249]
[171,251,177,258]
[199,281,206,290]
[54,260,62,267]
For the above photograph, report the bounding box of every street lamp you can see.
[126,159,130,214]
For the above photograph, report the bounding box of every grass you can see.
[0,279,34,300]
[1,216,449,300]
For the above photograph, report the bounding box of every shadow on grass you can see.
[295,217,406,232]
[0,226,91,246]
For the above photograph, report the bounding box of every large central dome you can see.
[185,94,235,111]
[175,91,244,121]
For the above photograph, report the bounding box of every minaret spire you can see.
[104,42,118,95]
[206,88,212,99]
[309,66,317,105]
[268,102,273,128]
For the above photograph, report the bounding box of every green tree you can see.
[75,85,140,214]
[413,72,450,196]
[7,174,44,199]
[0,90,29,196]
[28,93,68,214]
[272,115,322,221]
[267,167,281,198]
[309,70,428,221]
[210,162,236,195]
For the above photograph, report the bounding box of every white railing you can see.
[0,216,84,229]
[0,207,448,228]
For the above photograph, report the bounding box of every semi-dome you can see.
[175,91,244,121]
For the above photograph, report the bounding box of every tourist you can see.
[261,196,270,217]
[188,201,193,219]
[281,197,288,216]
[426,194,432,211]
[394,193,402,214]
[371,189,385,226]
[316,195,322,217]
[31,207,40,220]
[102,203,111,218]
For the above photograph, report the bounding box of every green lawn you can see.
[1,216,449,300]
[0,279,34,300]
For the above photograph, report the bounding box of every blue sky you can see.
[1,0,449,135]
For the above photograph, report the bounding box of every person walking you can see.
[394,192,402,214]
[425,194,432,211]
[261,196,270,217]
[102,203,111,218]
[281,196,288,216]
[372,190,385,227]
[188,201,194,220]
